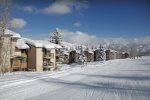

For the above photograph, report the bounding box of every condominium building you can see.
[1,29,62,72]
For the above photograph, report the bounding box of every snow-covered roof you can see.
[42,41,62,49]
[63,51,70,55]
[4,29,21,38]
[16,39,29,49]
[24,38,43,47]
[106,49,117,52]
[111,50,117,53]
[88,50,94,54]
[122,52,125,54]
[23,38,62,49]
[91,48,100,51]
[103,48,107,52]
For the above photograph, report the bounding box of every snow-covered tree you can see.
[85,44,89,51]
[78,45,87,64]
[98,45,105,61]
[50,28,64,64]
[50,28,62,44]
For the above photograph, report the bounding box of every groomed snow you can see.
[0,56,150,100]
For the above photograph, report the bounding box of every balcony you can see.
[43,61,54,71]
[43,54,51,59]
[11,52,21,57]
[21,52,27,58]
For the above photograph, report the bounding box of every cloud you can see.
[17,5,38,13]
[9,18,27,29]
[57,28,127,48]
[23,6,35,12]
[42,0,88,15]
[74,21,81,27]
[74,0,89,13]
[56,28,98,46]
[19,0,88,15]
[42,1,72,15]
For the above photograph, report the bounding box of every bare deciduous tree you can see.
[0,0,11,75]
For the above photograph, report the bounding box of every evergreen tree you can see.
[91,45,94,51]
[98,45,105,61]
[50,28,62,44]
[50,28,63,63]
[85,44,89,51]
[79,45,87,64]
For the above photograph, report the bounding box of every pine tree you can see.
[49,28,63,63]
[85,44,89,51]
[79,45,87,64]
[98,45,105,61]
[50,28,62,44]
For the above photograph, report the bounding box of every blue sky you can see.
[11,0,150,39]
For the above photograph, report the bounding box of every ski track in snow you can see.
[0,56,150,100]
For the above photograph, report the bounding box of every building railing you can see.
[43,54,51,58]
[11,52,21,57]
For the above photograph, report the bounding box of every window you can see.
[47,50,51,56]
[43,48,46,55]
[22,58,27,63]
[21,49,26,53]
[43,49,51,57]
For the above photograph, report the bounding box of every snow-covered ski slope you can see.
[0,56,150,100]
